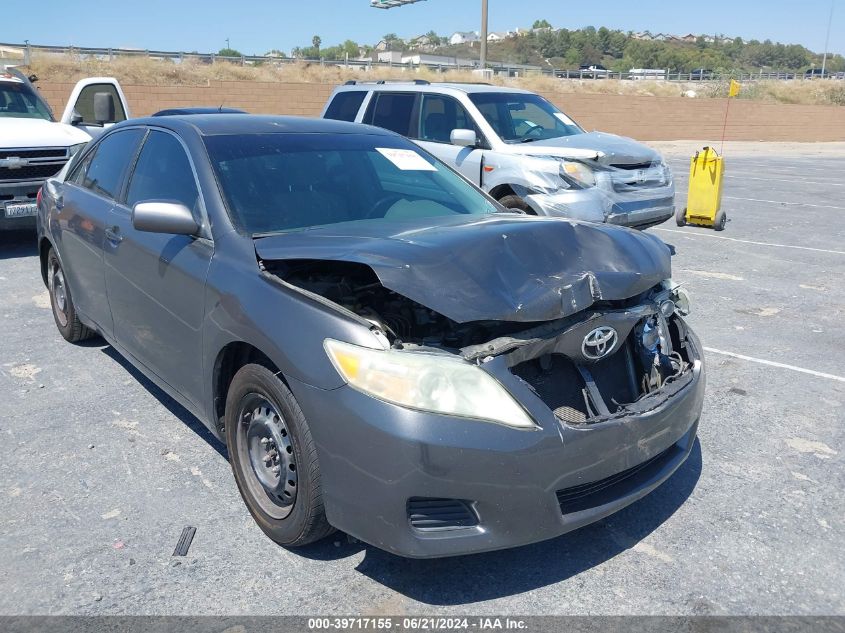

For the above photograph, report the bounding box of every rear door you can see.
[412,93,485,185]
[57,128,145,335]
[104,129,212,406]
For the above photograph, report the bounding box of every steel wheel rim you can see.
[49,259,68,327]
[236,393,297,519]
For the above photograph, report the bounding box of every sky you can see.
[5,0,843,57]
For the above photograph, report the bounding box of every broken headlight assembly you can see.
[559,160,597,188]
[324,339,536,429]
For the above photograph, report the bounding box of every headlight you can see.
[324,339,536,429]
[559,160,596,188]
[68,142,87,157]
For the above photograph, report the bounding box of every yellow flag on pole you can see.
[729,79,741,98]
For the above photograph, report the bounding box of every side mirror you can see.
[93,92,116,124]
[28,74,39,83]
[70,111,83,126]
[132,202,199,236]
[450,129,477,148]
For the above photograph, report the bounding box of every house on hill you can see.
[450,31,479,45]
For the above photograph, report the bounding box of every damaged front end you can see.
[262,255,698,428]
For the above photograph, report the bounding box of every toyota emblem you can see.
[582,326,618,360]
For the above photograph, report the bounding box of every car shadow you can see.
[99,344,228,461]
[0,231,38,260]
[295,441,703,605]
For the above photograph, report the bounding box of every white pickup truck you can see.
[0,69,130,230]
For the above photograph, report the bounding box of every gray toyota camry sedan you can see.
[36,115,704,558]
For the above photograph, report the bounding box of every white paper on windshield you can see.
[554,112,576,126]
[376,148,437,171]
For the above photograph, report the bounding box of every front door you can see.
[413,94,484,185]
[104,129,212,407]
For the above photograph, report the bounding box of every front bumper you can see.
[524,185,675,230]
[0,180,41,230]
[289,329,705,558]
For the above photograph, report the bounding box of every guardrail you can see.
[3,41,843,82]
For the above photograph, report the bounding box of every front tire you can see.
[498,194,533,214]
[225,364,334,547]
[714,209,727,231]
[675,207,687,227]
[47,248,95,343]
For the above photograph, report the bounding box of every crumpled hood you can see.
[506,131,662,166]
[0,118,91,148]
[254,214,672,323]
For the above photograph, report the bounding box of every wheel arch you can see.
[212,341,286,438]
[38,236,54,287]
[488,183,518,201]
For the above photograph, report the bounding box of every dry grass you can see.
[25,53,845,106]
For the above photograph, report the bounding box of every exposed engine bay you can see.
[265,259,529,349]
[265,258,697,424]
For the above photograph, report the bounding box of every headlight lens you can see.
[559,160,596,188]
[324,339,536,429]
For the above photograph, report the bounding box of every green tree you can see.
[218,47,243,57]
[532,19,552,30]
[312,35,322,52]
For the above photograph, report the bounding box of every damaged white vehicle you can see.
[322,82,675,230]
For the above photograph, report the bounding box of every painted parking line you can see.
[652,228,845,256]
[723,175,845,187]
[704,347,845,383]
[723,196,845,210]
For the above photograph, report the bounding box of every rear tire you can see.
[47,248,95,343]
[714,209,727,231]
[225,363,334,547]
[498,194,533,214]
[675,207,687,227]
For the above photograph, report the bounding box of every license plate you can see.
[4,203,37,218]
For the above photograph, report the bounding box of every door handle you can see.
[105,226,123,244]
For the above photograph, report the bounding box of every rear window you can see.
[324,91,367,122]
[363,93,416,136]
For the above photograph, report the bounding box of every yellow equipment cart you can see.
[676,146,727,231]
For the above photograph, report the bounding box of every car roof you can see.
[118,114,399,137]
[335,82,533,96]
[152,107,247,116]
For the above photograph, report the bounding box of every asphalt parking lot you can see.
[1,150,843,616]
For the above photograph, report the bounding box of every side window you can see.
[77,129,145,200]
[363,93,416,136]
[324,91,367,122]
[73,83,127,125]
[68,149,95,186]
[418,95,477,143]
[126,131,199,213]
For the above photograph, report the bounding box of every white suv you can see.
[321,81,674,229]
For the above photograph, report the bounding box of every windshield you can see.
[204,133,500,235]
[0,78,54,121]
[468,93,583,143]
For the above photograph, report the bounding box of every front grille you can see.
[512,342,640,423]
[556,446,676,514]
[0,148,68,160]
[610,162,653,171]
[407,498,478,531]
[0,163,66,182]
